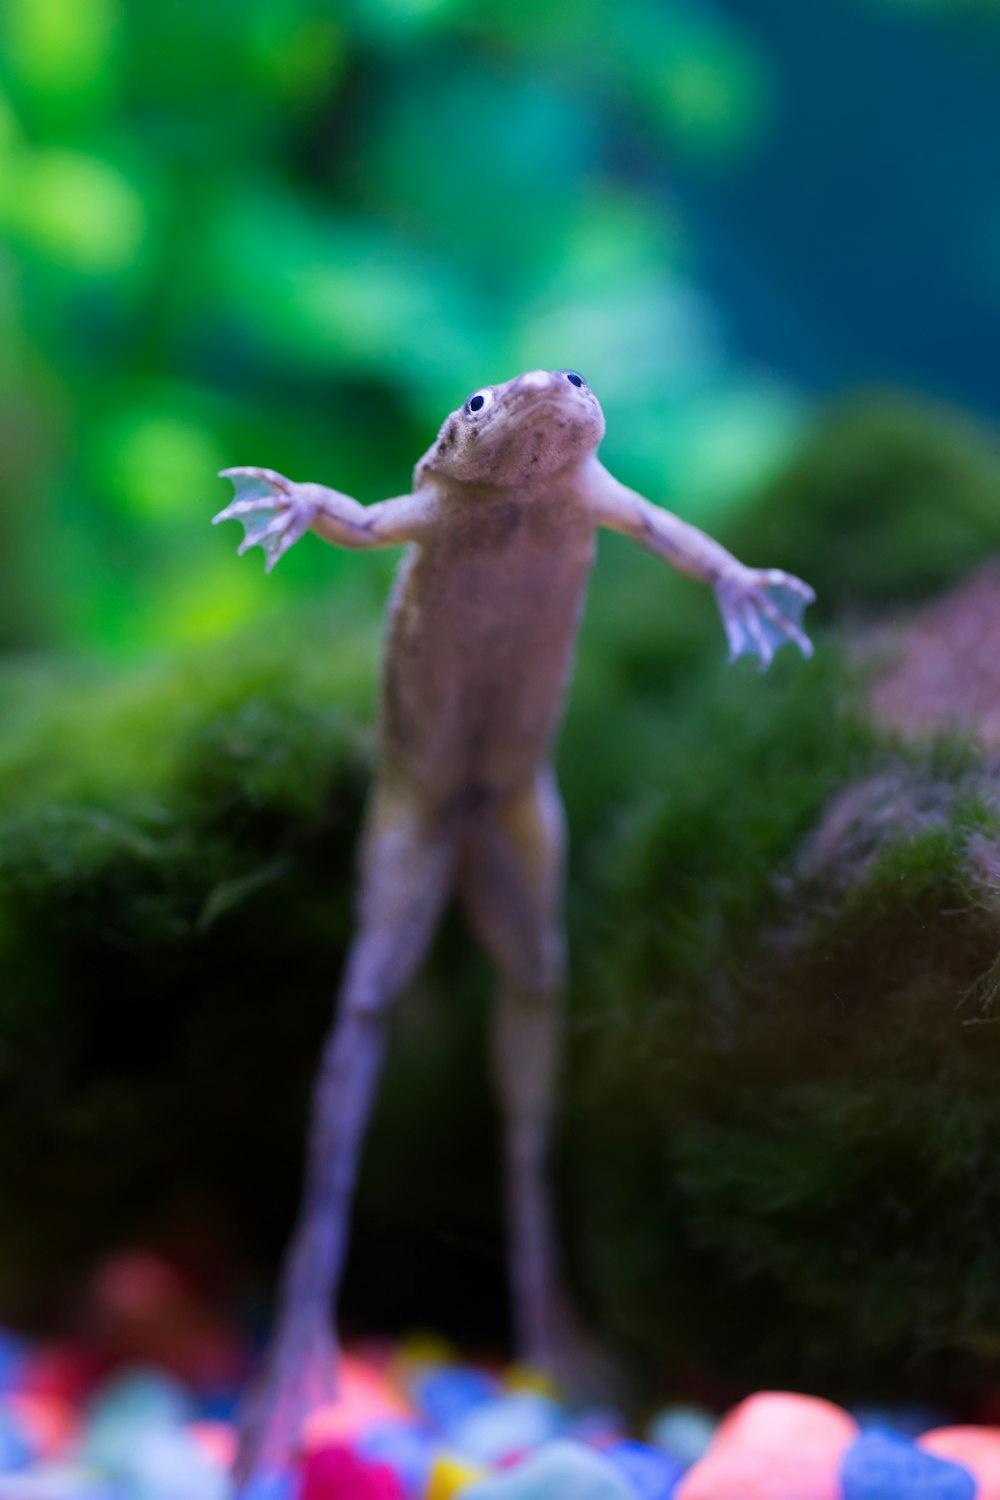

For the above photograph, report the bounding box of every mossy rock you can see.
[570,649,1000,1410]
[721,391,1000,619]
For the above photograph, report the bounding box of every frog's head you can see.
[421,369,605,486]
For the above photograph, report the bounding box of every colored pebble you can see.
[6,1393,78,1456]
[301,1442,405,1500]
[357,1418,438,1495]
[237,1473,298,1500]
[414,1368,499,1432]
[710,1390,858,1455]
[106,1424,228,1500]
[921,1427,1000,1499]
[80,1367,194,1457]
[604,1438,683,1498]
[853,1406,947,1439]
[302,1355,413,1449]
[425,1452,489,1499]
[461,1439,640,1499]
[646,1405,717,1467]
[446,1390,565,1466]
[0,1465,126,1499]
[675,1391,858,1500]
[841,1429,976,1499]
[0,1405,34,1470]
[0,1333,29,1395]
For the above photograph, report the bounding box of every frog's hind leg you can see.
[460,767,580,1379]
[234,781,457,1488]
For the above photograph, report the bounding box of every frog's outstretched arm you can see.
[213,468,436,570]
[585,460,814,667]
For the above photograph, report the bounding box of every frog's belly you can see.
[378,537,594,800]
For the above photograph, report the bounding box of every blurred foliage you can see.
[0,0,804,658]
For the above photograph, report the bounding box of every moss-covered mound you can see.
[0,606,505,1336]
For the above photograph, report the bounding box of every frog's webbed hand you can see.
[213,467,434,570]
[714,565,814,668]
[586,460,815,669]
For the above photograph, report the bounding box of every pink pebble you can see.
[302,1354,412,1448]
[301,1443,404,1500]
[675,1391,858,1500]
[6,1391,78,1455]
[677,1447,847,1500]
[711,1391,857,1454]
[920,1427,1000,1499]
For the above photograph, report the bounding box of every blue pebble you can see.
[237,1474,297,1500]
[448,1390,567,1465]
[645,1405,716,1467]
[604,1439,683,1499]
[0,1331,27,1395]
[462,1440,640,1499]
[0,1470,127,1499]
[414,1367,499,1433]
[841,1429,977,1500]
[853,1405,949,1439]
[199,1387,239,1423]
[358,1419,437,1495]
[0,1407,33,1471]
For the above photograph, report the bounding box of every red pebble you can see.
[675,1391,858,1500]
[19,1343,108,1403]
[920,1427,1000,1499]
[301,1443,404,1500]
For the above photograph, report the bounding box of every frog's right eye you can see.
[463,388,494,416]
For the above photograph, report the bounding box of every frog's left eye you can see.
[561,370,587,389]
[463,388,494,416]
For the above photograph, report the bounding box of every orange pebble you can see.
[675,1391,858,1500]
[920,1427,1000,1499]
[189,1419,237,1468]
[302,1354,413,1449]
[6,1391,78,1456]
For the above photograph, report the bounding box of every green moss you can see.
[721,392,1000,620]
[571,678,1000,1407]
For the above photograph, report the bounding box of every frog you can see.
[213,367,815,1484]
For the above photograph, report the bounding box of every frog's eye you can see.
[561,370,587,389]
[463,388,494,416]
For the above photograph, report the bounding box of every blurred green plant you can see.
[0,0,794,658]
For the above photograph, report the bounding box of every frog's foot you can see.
[716,566,816,669]
[232,1315,339,1490]
[213,467,320,572]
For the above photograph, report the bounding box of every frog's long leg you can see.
[235,780,457,1487]
[460,767,578,1375]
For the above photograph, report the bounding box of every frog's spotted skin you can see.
[213,369,815,1485]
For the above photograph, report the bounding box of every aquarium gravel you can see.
[3,1310,1000,1500]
